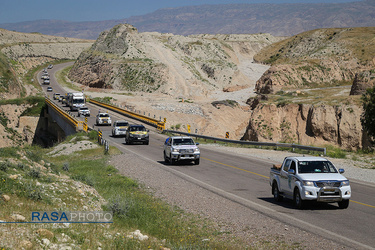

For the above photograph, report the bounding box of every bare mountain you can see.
[1,1,374,40]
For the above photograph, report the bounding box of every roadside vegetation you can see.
[55,64,82,92]
[24,59,73,93]
[0,51,18,95]
[0,131,250,249]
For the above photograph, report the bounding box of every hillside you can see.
[254,27,375,94]
[0,1,374,40]
[67,24,375,150]
[243,27,375,150]
[0,28,94,148]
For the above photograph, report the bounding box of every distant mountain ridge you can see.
[1,1,374,40]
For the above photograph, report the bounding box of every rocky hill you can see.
[1,1,374,40]
[254,27,375,94]
[0,28,93,99]
[69,24,282,98]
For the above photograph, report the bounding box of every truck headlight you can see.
[172,148,179,152]
[302,181,315,187]
[194,148,200,153]
[341,180,350,186]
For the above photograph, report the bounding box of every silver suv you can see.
[163,136,200,165]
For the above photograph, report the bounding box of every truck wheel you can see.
[164,151,169,163]
[294,189,305,209]
[272,182,283,202]
[170,154,175,165]
[338,200,349,209]
[194,159,200,165]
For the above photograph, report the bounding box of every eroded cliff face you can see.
[350,71,375,96]
[242,103,371,150]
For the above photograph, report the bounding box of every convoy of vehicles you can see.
[163,136,200,165]
[96,112,112,126]
[42,66,357,213]
[269,156,351,209]
[125,124,149,145]
[112,120,129,137]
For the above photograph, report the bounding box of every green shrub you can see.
[326,146,346,158]
[107,195,133,218]
[25,183,42,201]
[0,161,10,172]
[62,162,69,172]
[0,147,20,158]
[28,169,41,179]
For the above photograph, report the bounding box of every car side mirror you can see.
[196,143,199,145]
[288,169,295,175]
[339,168,345,174]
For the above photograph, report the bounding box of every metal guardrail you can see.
[89,99,165,130]
[88,99,326,155]
[45,97,88,132]
[164,130,327,155]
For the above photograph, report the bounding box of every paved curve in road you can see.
[41,62,375,249]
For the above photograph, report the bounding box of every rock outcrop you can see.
[350,71,375,95]
[242,103,371,150]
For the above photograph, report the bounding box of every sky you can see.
[0,0,362,24]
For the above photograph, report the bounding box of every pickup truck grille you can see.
[316,181,341,188]
[180,149,194,153]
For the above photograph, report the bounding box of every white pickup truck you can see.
[163,136,200,165]
[269,156,351,209]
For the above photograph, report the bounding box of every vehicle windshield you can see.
[80,107,88,110]
[99,113,109,117]
[298,161,338,174]
[129,126,146,132]
[73,99,84,104]
[116,122,129,127]
[172,138,195,145]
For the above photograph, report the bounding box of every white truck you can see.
[163,136,200,165]
[67,92,85,111]
[269,156,351,209]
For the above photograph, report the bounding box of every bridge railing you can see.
[45,97,88,132]
[89,99,165,130]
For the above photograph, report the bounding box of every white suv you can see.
[78,106,91,117]
[163,136,200,165]
[96,112,111,126]
[112,120,129,137]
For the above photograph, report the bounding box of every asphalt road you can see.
[40,62,375,249]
